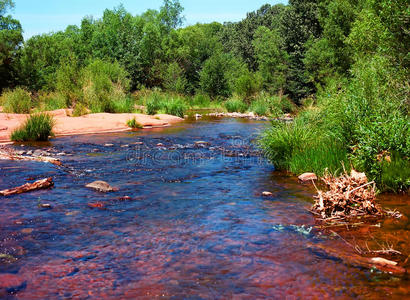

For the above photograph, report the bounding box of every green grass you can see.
[161,98,186,118]
[250,99,269,116]
[37,92,67,111]
[1,87,32,114]
[379,152,410,192]
[289,142,350,176]
[225,97,248,113]
[11,113,55,142]
[127,118,144,129]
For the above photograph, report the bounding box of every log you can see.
[0,178,54,196]
[0,152,62,166]
[306,243,407,275]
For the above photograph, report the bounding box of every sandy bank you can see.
[0,108,183,143]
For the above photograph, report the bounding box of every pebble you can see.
[262,191,273,197]
[104,144,114,147]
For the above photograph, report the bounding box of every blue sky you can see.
[11,0,287,40]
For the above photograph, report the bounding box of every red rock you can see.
[88,202,105,209]
[298,173,317,182]
[0,273,25,289]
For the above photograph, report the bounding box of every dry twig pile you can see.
[311,169,383,220]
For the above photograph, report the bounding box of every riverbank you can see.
[0,108,183,143]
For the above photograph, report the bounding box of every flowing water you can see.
[0,118,408,299]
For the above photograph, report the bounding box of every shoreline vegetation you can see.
[0,0,408,193]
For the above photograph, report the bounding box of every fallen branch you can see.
[0,177,54,196]
[306,243,407,275]
[0,151,62,166]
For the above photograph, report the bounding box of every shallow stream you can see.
[0,118,408,299]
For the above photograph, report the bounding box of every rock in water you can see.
[85,181,117,193]
[298,173,318,182]
[262,191,273,197]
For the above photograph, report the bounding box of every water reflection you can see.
[0,119,408,299]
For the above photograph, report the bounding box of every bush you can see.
[72,103,89,117]
[37,92,67,111]
[259,118,314,170]
[379,152,410,193]
[145,92,163,115]
[80,59,131,113]
[11,113,55,142]
[250,99,269,116]
[225,97,248,113]
[190,94,211,108]
[1,88,32,113]
[162,98,186,118]
[234,72,262,100]
[127,118,143,129]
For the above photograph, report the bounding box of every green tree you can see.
[280,0,322,102]
[253,26,288,94]
[0,0,22,90]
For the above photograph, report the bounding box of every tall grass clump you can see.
[225,97,248,113]
[161,98,186,118]
[190,94,211,108]
[11,113,55,142]
[145,91,164,115]
[37,92,67,111]
[127,118,144,129]
[250,99,269,116]
[1,88,32,113]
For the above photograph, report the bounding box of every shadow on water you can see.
[0,118,408,299]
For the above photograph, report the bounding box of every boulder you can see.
[298,173,318,182]
[0,273,26,291]
[85,181,117,193]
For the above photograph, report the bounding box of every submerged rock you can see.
[298,173,318,182]
[0,273,26,291]
[85,181,117,193]
[262,191,273,197]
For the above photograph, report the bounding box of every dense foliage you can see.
[0,0,408,191]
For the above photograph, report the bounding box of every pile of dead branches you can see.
[311,169,383,220]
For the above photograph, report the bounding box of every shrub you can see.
[259,118,314,171]
[162,62,187,93]
[250,99,269,116]
[162,98,186,118]
[80,59,131,113]
[127,118,144,129]
[225,97,248,113]
[379,152,410,192]
[145,92,163,115]
[190,94,211,108]
[72,103,89,117]
[11,113,55,142]
[234,72,262,100]
[55,56,81,107]
[1,88,32,113]
[37,92,67,111]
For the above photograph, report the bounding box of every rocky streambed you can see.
[0,118,408,299]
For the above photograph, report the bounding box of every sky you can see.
[11,0,287,40]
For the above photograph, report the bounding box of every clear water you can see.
[0,118,408,299]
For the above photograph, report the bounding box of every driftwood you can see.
[311,169,383,220]
[0,151,62,166]
[306,243,407,275]
[0,177,54,196]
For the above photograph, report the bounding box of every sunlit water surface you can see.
[0,118,408,299]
